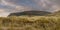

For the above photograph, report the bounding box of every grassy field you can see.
[0,16,60,30]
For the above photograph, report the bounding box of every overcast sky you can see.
[0,0,60,17]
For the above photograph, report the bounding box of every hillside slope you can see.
[8,11,51,16]
[48,10,60,16]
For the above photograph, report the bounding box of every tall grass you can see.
[0,16,60,30]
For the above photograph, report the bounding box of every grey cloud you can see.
[0,0,60,17]
[1,0,60,12]
[0,4,15,12]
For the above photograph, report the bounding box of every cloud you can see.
[1,0,34,12]
[0,0,60,16]
[1,0,60,11]
[0,12,9,17]
[1,0,15,6]
[11,6,33,13]
[0,9,5,13]
[33,0,60,12]
[0,0,60,12]
[15,6,32,11]
[0,9,10,17]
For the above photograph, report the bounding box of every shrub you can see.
[0,16,60,30]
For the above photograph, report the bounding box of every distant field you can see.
[0,16,60,30]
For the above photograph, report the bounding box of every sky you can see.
[0,0,60,17]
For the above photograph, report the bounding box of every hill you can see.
[48,10,60,16]
[8,11,51,16]
[1,10,60,30]
[53,11,60,15]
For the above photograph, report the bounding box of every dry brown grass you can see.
[0,16,60,30]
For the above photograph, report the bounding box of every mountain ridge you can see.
[8,10,51,16]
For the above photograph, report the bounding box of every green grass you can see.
[0,16,60,30]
